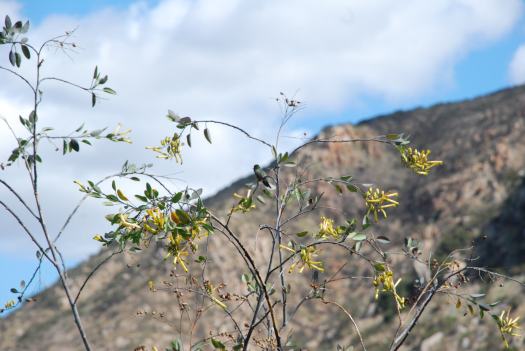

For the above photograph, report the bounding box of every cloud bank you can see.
[0,0,522,262]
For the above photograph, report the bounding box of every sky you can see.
[1,0,525,312]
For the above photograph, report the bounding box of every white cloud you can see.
[509,44,525,84]
[0,0,523,261]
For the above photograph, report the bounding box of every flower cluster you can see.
[399,146,443,176]
[373,264,405,309]
[146,133,183,163]
[316,216,342,240]
[143,208,166,234]
[364,187,399,222]
[96,204,211,273]
[164,210,209,272]
[280,244,324,273]
[494,309,521,348]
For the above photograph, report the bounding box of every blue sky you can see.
[1,0,525,314]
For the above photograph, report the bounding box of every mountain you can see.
[1,86,525,351]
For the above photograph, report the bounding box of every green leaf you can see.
[211,338,225,350]
[106,194,119,202]
[21,44,30,59]
[111,180,116,191]
[175,209,191,225]
[470,293,486,299]
[167,110,180,122]
[28,110,37,124]
[10,288,18,294]
[362,215,371,230]
[91,93,96,107]
[295,231,308,237]
[172,192,183,203]
[350,232,366,241]
[204,128,212,143]
[478,303,491,312]
[279,152,289,163]
[170,339,182,351]
[21,21,30,33]
[93,65,98,79]
[5,15,12,30]
[134,194,148,202]
[69,139,80,152]
[186,133,192,147]
[346,184,358,192]
[15,52,21,67]
[9,50,15,66]
[376,236,391,244]
[98,75,108,84]
[102,87,116,95]
[386,133,400,140]
[373,263,386,272]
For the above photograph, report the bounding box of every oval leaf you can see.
[117,189,129,201]
[376,236,391,244]
[21,45,30,59]
[204,128,212,143]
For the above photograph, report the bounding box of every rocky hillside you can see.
[1,86,525,350]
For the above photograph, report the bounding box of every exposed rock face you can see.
[1,86,525,350]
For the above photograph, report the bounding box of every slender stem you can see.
[74,249,123,304]
[0,65,36,93]
[40,76,93,92]
[291,136,392,156]
[321,299,367,351]
[194,120,272,148]
[29,45,92,351]
[0,179,39,219]
[274,168,288,328]
[0,199,52,262]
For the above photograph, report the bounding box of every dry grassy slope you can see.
[1,86,525,350]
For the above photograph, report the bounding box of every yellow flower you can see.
[143,207,165,234]
[93,234,105,242]
[118,214,141,231]
[165,234,189,272]
[280,244,324,273]
[317,216,341,240]
[146,133,183,163]
[399,146,443,176]
[364,187,399,222]
[372,264,405,309]
[495,309,521,348]
[4,300,15,309]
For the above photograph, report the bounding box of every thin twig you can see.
[74,249,123,304]
[321,299,367,351]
